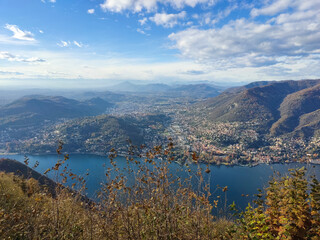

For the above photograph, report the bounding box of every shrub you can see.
[0,142,235,239]
[239,167,320,239]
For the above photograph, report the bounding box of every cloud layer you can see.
[0,51,45,63]
[5,24,35,41]
[57,40,83,48]
[1,0,320,86]
[150,11,186,28]
[169,0,320,67]
[100,0,216,13]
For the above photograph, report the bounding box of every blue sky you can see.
[0,0,320,88]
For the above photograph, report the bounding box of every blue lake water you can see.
[1,154,320,210]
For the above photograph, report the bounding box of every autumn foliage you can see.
[239,167,320,239]
[0,142,319,239]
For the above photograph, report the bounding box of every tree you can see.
[239,167,320,239]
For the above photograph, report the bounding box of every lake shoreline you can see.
[1,151,319,167]
[1,153,319,210]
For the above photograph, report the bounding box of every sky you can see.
[0,0,320,88]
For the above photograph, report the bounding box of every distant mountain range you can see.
[109,81,172,92]
[0,83,225,107]
[193,79,320,137]
[108,81,223,98]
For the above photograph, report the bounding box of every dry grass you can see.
[1,144,319,239]
[0,142,236,239]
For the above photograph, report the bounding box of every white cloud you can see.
[5,24,35,41]
[137,28,150,35]
[250,0,320,17]
[168,0,217,9]
[0,34,36,45]
[2,0,320,85]
[39,30,44,34]
[101,0,156,12]
[139,17,148,25]
[150,11,186,28]
[251,0,292,17]
[88,9,95,14]
[169,1,320,67]
[100,0,216,13]
[41,0,56,3]
[193,3,249,27]
[57,40,84,48]
[57,40,70,47]
[73,41,83,48]
[194,12,215,26]
[0,51,45,63]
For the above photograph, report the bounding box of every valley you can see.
[1,80,320,166]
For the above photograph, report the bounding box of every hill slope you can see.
[0,95,112,129]
[0,158,56,194]
[192,79,320,135]
[294,109,320,137]
[270,84,320,135]
[0,95,111,119]
[9,114,170,154]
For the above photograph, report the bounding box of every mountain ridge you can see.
[193,79,320,136]
[0,95,112,129]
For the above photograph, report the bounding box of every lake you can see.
[1,154,320,210]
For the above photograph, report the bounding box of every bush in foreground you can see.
[238,167,320,239]
[0,143,319,239]
[0,143,236,239]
